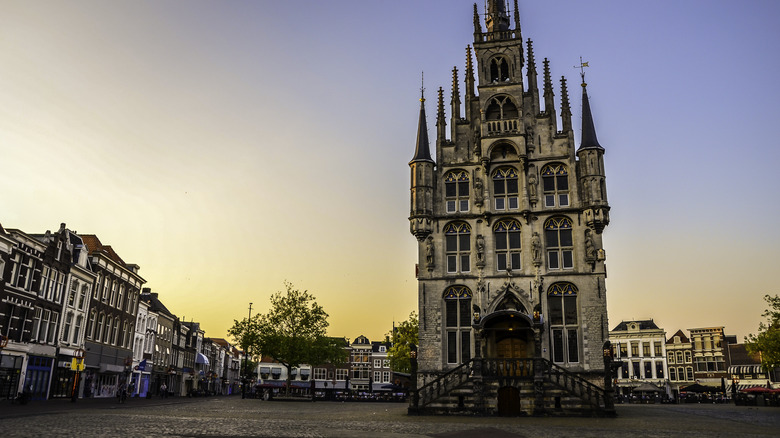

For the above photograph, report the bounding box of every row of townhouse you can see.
[609,320,776,400]
[0,222,243,401]
[256,335,408,400]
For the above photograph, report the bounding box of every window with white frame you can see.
[444,285,472,364]
[444,170,470,213]
[444,222,471,273]
[68,281,77,307]
[492,167,519,210]
[494,219,521,271]
[314,368,327,380]
[73,315,82,344]
[62,312,73,342]
[382,371,391,383]
[548,282,579,364]
[545,216,573,270]
[373,359,382,368]
[336,369,348,380]
[541,163,569,208]
[373,371,381,382]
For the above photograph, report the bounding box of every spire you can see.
[543,58,556,116]
[473,3,482,36]
[578,75,604,152]
[410,78,434,164]
[560,76,572,132]
[436,86,446,142]
[486,0,510,33]
[513,0,521,31]
[451,66,461,119]
[465,46,475,99]
[526,39,537,86]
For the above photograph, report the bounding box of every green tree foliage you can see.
[746,294,780,373]
[387,311,418,374]
[228,282,347,394]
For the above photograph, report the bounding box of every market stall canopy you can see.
[740,386,772,393]
[633,383,662,393]
[680,383,720,393]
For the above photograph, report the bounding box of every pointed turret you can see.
[409,87,435,241]
[410,89,434,164]
[465,46,476,121]
[578,79,604,152]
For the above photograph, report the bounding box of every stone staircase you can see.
[409,358,616,417]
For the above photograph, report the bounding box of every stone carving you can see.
[585,229,597,262]
[531,232,542,266]
[527,171,538,201]
[474,177,484,207]
[476,234,485,267]
[425,236,434,268]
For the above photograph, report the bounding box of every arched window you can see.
[541,163,569,207]
[545,217,573,270]
[444,286,472,364]
[444,222,471,273]
[492,167,519,211]
[117,285,125,312]
[62,312,73,342]
[494,219,521,271]
[444,170,470,213]
[489,56,510,82]
[669,367,677,381]
[548,282,579,364]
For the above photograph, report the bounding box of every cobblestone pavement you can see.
[1,397,778,437]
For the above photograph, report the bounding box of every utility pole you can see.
[242,302,252,399]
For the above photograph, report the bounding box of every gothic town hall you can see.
[408,1,614,416]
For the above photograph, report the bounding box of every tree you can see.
[387,311,418,374]
[746,294,780,375]
[228,282,347,395]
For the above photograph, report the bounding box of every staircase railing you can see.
[538,358,607,410]
[482,358,534,379]
[415,359,474,407]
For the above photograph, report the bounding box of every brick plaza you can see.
[1,397,778,437]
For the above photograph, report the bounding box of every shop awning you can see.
[195,353,209,365]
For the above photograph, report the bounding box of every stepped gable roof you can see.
[80,234,126,266]
[666,329,690,344]
[611,320,660,332]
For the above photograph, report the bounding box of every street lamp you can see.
[242,302,252,400]
[71,348,85,402]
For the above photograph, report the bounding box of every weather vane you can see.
[574,57,589,86]
[420,71,425,102]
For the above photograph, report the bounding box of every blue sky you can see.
[1,0,779,341]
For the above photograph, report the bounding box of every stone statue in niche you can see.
[527,171,538,201]
[585,229,597,261]
[531,232,542,265]
[474,177,484,207]
[425,236,434,268]
[476,234,485,267]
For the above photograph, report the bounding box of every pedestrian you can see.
[160,383,167,399]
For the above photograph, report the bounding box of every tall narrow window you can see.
[444,286,472,364]
[444,222,471,273]
[62,312,73,342]
[444,170,470,213]
[68,281,77,307]
[73,315,82,344]
[541,164,569,207]
[545,217,573,270]
[494,219,521,271]
[492,167,519,211]
[86,310,96,340]
[548,282,579,364]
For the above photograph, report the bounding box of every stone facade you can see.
[408,1,612,415]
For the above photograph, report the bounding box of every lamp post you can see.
[242,302,252,399]
[71,348,85,402]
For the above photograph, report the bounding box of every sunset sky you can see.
[2,1,779,343]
